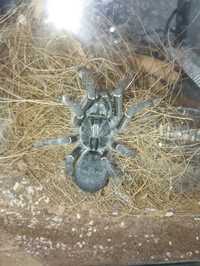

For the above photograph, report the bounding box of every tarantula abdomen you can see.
[73,151,109,193]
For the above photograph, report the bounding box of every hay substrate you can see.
[0,3,200,215]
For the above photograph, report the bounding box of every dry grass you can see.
[0,3,199,215]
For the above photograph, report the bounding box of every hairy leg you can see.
[111,141,137,157]
[65,146,82,176]
[112,77,132,118]
[58,95,84,119]
[78,67,97,100]
[33,135,78,148]
[103,157,130,204]
[117,98,161,131]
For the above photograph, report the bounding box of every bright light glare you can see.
[46,0,84,33]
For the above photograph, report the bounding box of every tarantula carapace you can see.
[33,68,159,192]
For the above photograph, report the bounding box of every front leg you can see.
[117,98,161,131]
[33,135,79,148]
[78,67,97,100]
[58,95,84,119]
[112,77,133,120]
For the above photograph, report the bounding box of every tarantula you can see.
[33,68,159,193]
